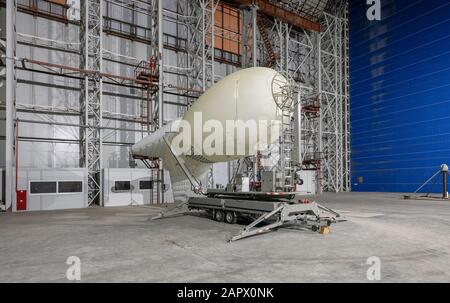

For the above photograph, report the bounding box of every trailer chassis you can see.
[152,196,343,241]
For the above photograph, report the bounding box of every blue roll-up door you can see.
[350,0,450,192]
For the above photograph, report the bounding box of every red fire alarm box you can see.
[17,190,27,211]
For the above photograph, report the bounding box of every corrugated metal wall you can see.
[350,0,450,192]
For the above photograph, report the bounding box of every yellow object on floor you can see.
[320,227,330,235]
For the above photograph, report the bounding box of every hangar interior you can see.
[1,0,450,283]
[0,0,350,211]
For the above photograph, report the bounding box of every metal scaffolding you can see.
[181,0,218,187]
[0,0,350,212]
[80,0,104,205]
[243,0,350,193]
[188,0,217,92]
[343,3,351,192]
[319,9,349,192]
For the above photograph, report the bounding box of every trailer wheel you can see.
[225,211,237,224]
[214,210,224,222]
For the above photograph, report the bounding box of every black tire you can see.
[225,211,237,224]
[311,225,318,232]
[214,210,224,222]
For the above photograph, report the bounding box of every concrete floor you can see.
[0,192,449,283]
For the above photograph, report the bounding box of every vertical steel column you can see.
[0,9,4,210]
[80,0,103,206]
[295,91,302,167]
[443,168,448,199]
[174,0,190,114]
[285,23,289,75]
[210,1,215,87]
[288,27,317,182]
[334,14,340,192]
[277,20,283,71]
[343,2,351,192]
[184,0,216,188]
[318,10,348,193]
[157,0,164,202]
[186,0,216,91]
[241,8,249,68]
[317,31,323,195]
[4,0,17,210]
[158,0,163,128]
[252,5,257,67]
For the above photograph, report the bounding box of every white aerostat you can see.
[132,67,290,202]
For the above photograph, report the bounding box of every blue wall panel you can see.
[350,0,450,192]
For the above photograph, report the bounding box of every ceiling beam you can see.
[232,0,321,32]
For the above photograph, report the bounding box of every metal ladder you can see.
[135,57,158,134]
[273,76,296,192]
[280,109,294,191]
[257,16,277,68]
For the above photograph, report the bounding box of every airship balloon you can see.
[132,67,290,202]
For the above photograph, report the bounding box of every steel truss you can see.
[343,4,351,192]
[256,12,317,191]
[2,0,350,209]
[184,0,217,92]
[178,0,218,187]
[80,0,103,205]
[253,2,349,193]
[319,9,349,192]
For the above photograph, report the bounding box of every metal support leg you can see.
[152,200,189,220]
[230,220,285,242]
[242,205,284,232]
[230,202,342,242]
[163,136,205,194]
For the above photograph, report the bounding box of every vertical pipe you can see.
[210,0,215,87]
[149,1,155,133]
[207,1,216,188]
[443,171,447,199]
[5,0,16,211]
[160,168,164,204]
[344,4,351,192]
[98,0,104,206]
[158,0,164,128]
[15,120,19,192]
[277,21,282,71]
[334,16,339,193]
[83,0,89,173]
[296,91,302,168]
[285,23,289,75]
[317,31,323,195]
[241,9,248,68]
[201,0,206,90]
[252,5,257,67]
[157,0,164,205]
[339,18,343,192]
[442,165,449,199]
